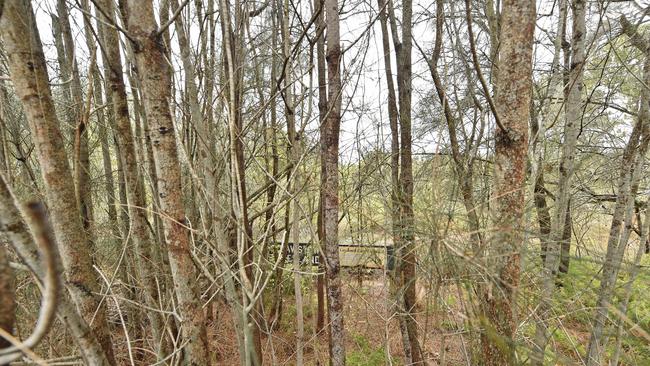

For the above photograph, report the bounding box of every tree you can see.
[481,0,535,364]
[0,1,116,363]
[585,15,650,365]
[322,0,346,364]
[0,229,14,351]
[120,1,211,364]
[96,0,167,357]
[377,0,422,361]
[1,1,650,365]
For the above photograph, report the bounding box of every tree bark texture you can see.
[323,0,346,364]
[481,1,535,364]
[0,1,116,363]
[121,1,211,364]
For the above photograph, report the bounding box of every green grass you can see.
[539,255,650,363]
[347,334,397,366]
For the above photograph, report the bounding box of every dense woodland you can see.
[0,0,649,365]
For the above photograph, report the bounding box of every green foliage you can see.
[347,334,395,366]
[540,256,650,362]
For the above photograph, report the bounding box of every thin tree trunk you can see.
[377,0,401,254]
[611,207,649,366]
[55,0,95,238]
[84,0,120,253]
[50,14,73,144]
[484,0,500,87]
[0,76,13,354]
[281,0,304,362]
[530,1,567,362]
[218,0,264,363]
[323,0,346,364]
[559,204,572,274]
[534,169,552,264]
[585,19,650,365]
[481,1,535,364]
[377,5,409,356]
[0,232,14,351]
[314,0,327,336]
[0,89,10,180]
[97,0,168,358]
[386,0,423,361]
[291,163,305,366]
[428,0,483,252]
[547,0,585,280]
[170,0,217,204]
[265,24,284,331]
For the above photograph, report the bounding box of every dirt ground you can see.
[211,271,468,365]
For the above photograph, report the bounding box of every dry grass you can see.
[213,271,468,365]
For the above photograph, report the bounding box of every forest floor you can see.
[213,270,468,365]
[208,256,650,365]
[100,251,650,365]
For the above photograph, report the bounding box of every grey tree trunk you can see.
[218,0,264,363]
[97,0,168,358]
[282,0,304,362]
[314,0,327,336]
[323,0,346,364]
[611,206,650,366]
[55,0,95,239]
[585,17,650,365]
[81,0,121,264]
[547,0,586,278]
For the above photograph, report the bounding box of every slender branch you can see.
[0,201,60,364]
[85,0,137,44]
[157,0,191,36]
[249,0,269,17]
[620,14,649,52]
[465,0,508,136]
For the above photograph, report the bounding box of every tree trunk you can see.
[547,0,585,280]
[218,0,264,363]
[481,1,535,364]
[611,205,648,366]
[97,0,169,358]
[534,169,551,264]
[314,0,327,337]
[530,2,567,363]
[559,204,572,275]
[323,0,346,364]
[282,0,304,362]
[391,0,423,361]
[0,174,112,365]
[585,20,650,365]
[377,5,409,357]
[83,0,120,258]
[0,2,116,363]
[121,1,211,364]
[55,0,95,238]
[0,233,14,351]
[0,87,14,356]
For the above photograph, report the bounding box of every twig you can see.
[0,203,60,365]
[464,0,508,136]
[94,266,135,366]
[157,0,191,36]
